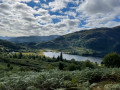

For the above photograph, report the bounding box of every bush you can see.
[82,60,95,69]
[1,68,120,89]
[104,84,120,90]
[102,52,120,67]
[67,63,78,71]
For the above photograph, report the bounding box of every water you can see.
[43,52,102,64]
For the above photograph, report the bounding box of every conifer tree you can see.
[60,52,63,61]
[18,52,23,59]
[59,62,64,70]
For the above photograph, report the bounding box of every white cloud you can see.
[37,8,48,15]
[0,2,41,36]
[77,0,120,14]
[49,0,66,12]
[48,0,83,12]
[36,15,52,24]
[41,4,49,9]
[0,3,11,10]
[1,0,32,3]
[33,0,40,3]
[49,0,78,12]
[64,11,76,17]
[77,0,120,28]
[0,0,120,37]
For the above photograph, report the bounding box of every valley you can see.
[0,26,120,90]
[1,0,120,89]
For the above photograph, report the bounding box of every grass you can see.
[19,50,44,56]
[0,62,20,72]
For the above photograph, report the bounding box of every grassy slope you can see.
[0,39,21,51]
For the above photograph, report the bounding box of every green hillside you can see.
[37,26,120,57]
[0,39,21,51]
[9,35,60,43]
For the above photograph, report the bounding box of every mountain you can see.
[36,26,120,57]
[0,39,21,51]
[9,35,60,43]
[0,36,12,40]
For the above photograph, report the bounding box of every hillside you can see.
[9,35,60,43]
[36,26,120,57]
[0,39,21,51]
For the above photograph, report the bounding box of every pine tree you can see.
[57,56,60,61]
[18,52,23,59]
[60,52,63,61]
[13,53,17,58]
[59,62,64,70]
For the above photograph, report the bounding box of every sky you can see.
[0,0,120,37]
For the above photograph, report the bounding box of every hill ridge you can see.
[36,26,120,57]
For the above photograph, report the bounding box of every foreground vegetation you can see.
[1,68,120,90]
[0,50,120,90]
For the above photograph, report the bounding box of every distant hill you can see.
[36,26,120,57]
[0,39,21,51]
[0,36,12,40]
[9,35,60,43]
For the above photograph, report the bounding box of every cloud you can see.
[49,0,66,12]
[49,0,77,12]
[77,0,120,14]
[41,4,49,9]
[0,3,12,15]
[0,3,11,10]
[0,0,120,37]
[14,3,34,12]
[33,0,40,3]
[1,0,32,3]
[0,2,40,36]
[55,23,67,28]
[23,16,36,22]
[37,8,48,15]
[77,0,120,28]
[36,15,52,24]
[64,11,76,17]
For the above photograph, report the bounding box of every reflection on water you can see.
[44,52,102,64]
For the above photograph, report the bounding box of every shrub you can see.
[1,68,120,89]
[67,63,78,71]
[82,60,95,69]
[104,84,120,90]
[102,52,120,67]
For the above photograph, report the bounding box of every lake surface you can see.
[43,52,102,64]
